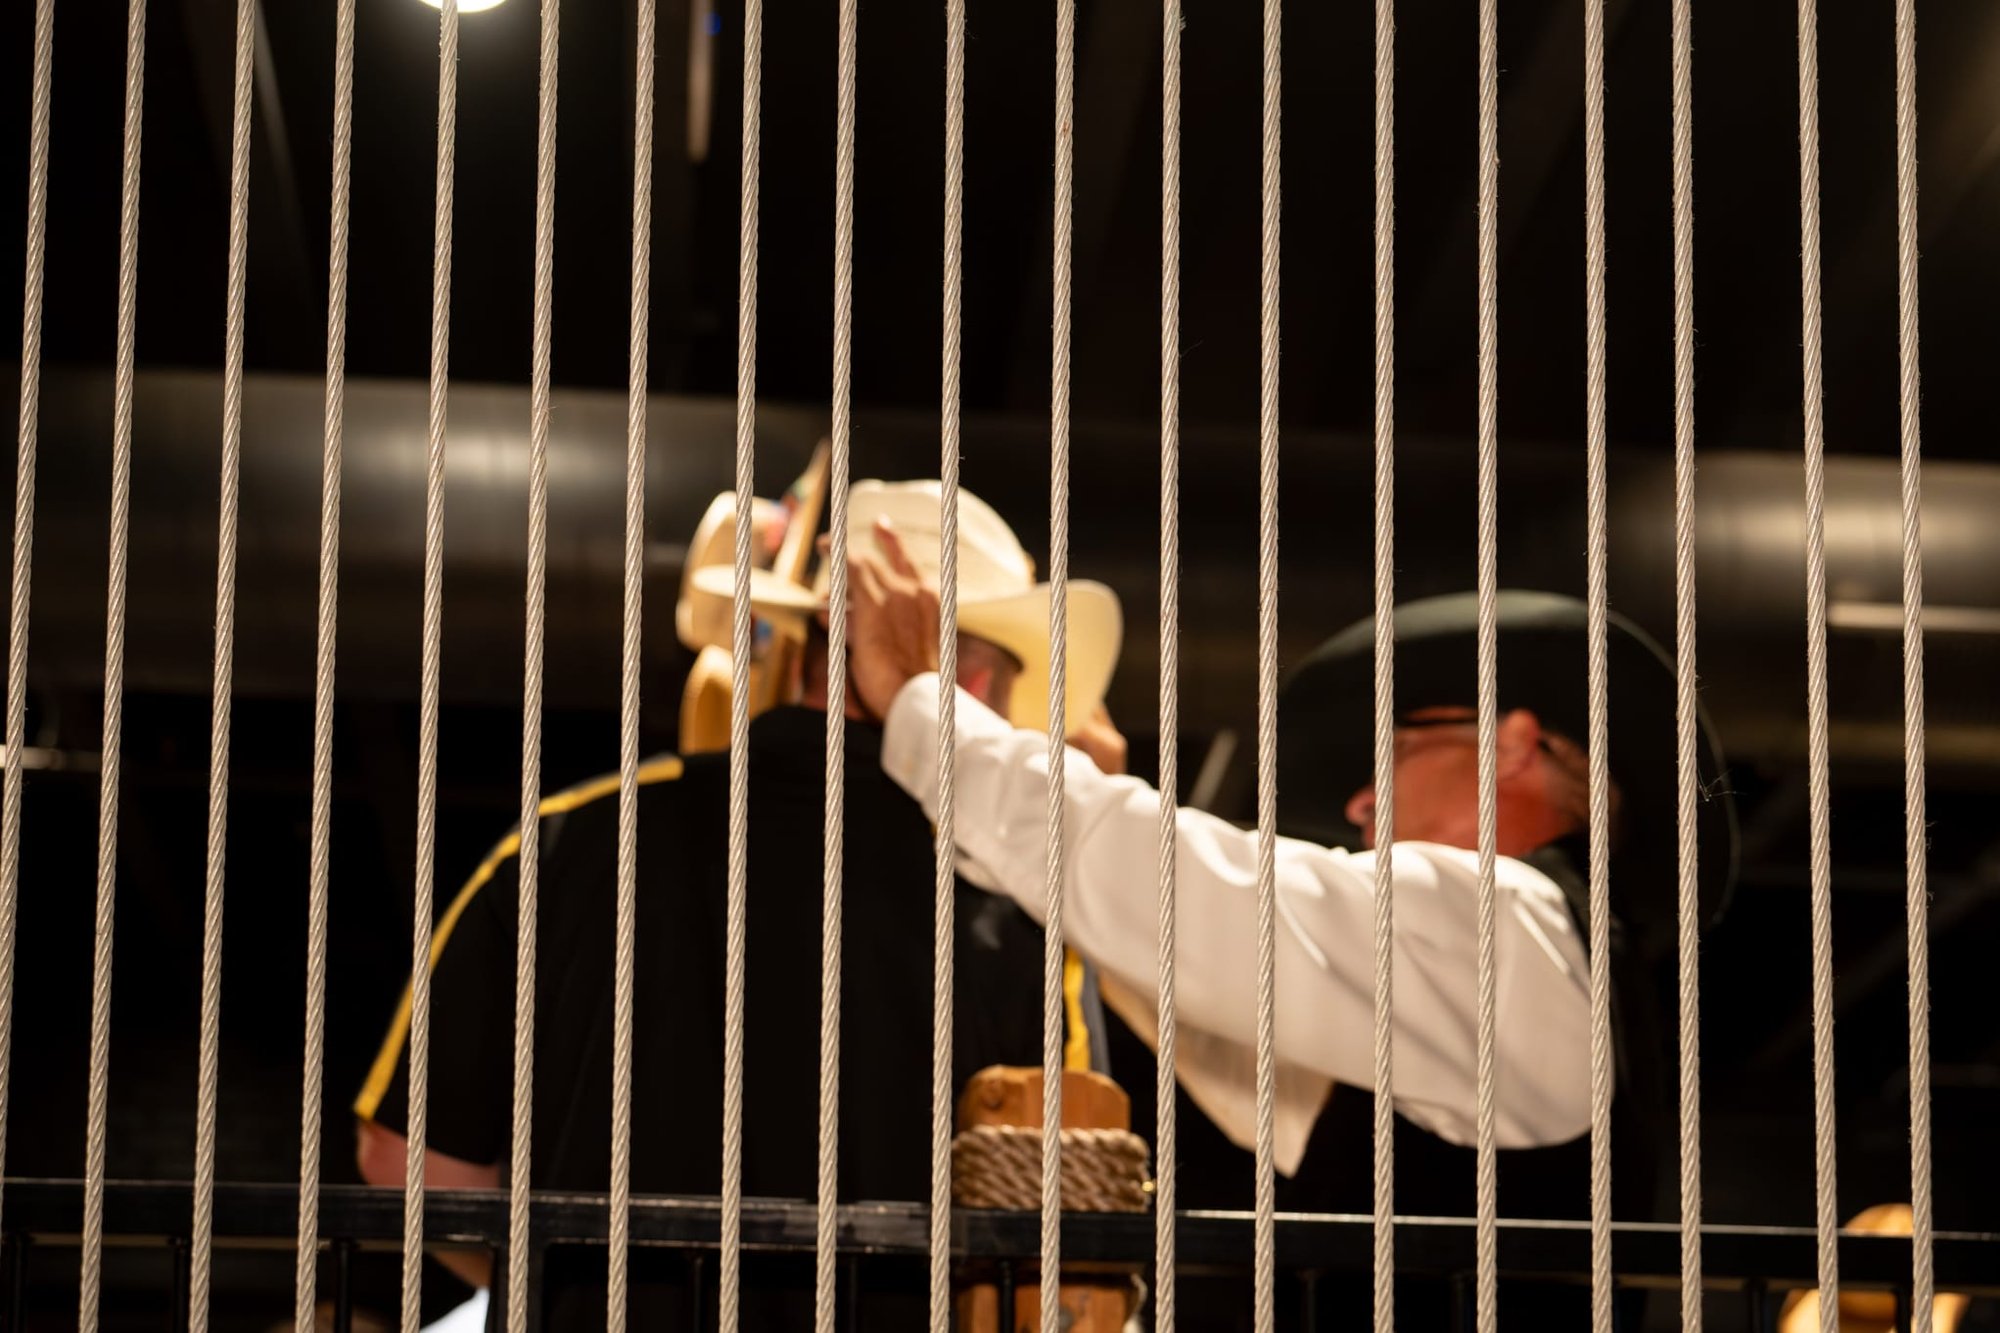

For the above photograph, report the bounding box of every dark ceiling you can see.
[6,0,2000,460]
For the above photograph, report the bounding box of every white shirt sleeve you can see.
[880,674,1593,1150]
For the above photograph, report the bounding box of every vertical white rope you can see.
[1155,2,1183,1330]
[1668,0,1702,1325]
[1795,2,1839,1329]
[1581,0,1615,1326]
[607,0,653,1326]
[1472,0,1501,1324]
[818,2,857,1331]
[1044,0,1078,1327]
[402,1,460,1326]
[294,0,353,1324]
[188,0,256,1323]
[509,0,558,1328]
[1253,1,1282,1330]
[0,0,54,1247]
[932,0,965,1325]
[1891,2,1933,1327]
[723,0,762,1323]
[80,1,145,1326]
[0,0,54,1240]
[1370,1,1397,1327]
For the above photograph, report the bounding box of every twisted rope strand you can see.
[932,4,966,1327]
[1473,0,1501,1322]
[294,0,352,1324]
[607,1,654,1325]
[930,5,966,1329]
[82,1,147,1325]
[722,0,762,1324]
[1891,2,1933,1326]
[1156,2,1183,1328]
[401,2,460,1326]
[820,0,860,1320]
[189,1,257,1324]
[0,0,55,1235]
[0,0,55,1239]
[1795,2,1839,1327]
[509,0,559,1327]
[1254,1,1283,1328]
[818,2,857,1330]
[1668,0,1703,1324]
[1582,0,1614,1326]
[1044,1,1078,1325]
[1370,1,1398,1327]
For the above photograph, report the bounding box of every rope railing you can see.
[1472,0,1503,1324]
[1795,2,1840,1329]
[1155,2,1183,1329]
[819,0,858,1329]
[1891,0,1934,1325]
[1669,0,1705,1323]
[1044,0,1079,1325]
[296,0,354,1326]
[606,0,655,1325]
[936,0,968,1320]
[1581,0,1615,1327]
[1253,1,1284,1329]
[188,0,257,1325]
[722,0,762,1321]
[510,0,559,1328]
[79,0,146,1326]
[1370,1,1399,1327]
[398,1,461,1327]
[933,2,967,1329]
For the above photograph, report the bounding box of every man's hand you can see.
[1067,705,1128,775]
[846,518,941,720]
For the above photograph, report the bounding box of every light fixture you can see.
[1828,601,2000,636]
[418,0,509,13]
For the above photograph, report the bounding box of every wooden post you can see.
[954,1066,1144,1333]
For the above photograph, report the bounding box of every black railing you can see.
[4,1179,1997,1331]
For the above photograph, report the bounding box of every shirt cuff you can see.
[879,672,1019,810]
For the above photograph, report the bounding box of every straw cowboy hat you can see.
[690,479,1122,735]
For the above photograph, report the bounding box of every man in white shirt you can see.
[844,520,1737,1324]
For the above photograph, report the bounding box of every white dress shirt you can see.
[880,675,1593,1174]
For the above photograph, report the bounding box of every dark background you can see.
[3,0,1999,1327]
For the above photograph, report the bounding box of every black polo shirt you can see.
[359,707,1077,1325]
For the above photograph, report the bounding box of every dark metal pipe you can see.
[12,367,1998,764]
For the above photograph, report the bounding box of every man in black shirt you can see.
[353,480,1123,1328]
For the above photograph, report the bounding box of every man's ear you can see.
[1495,708,1545,778]
[957,662,996,707]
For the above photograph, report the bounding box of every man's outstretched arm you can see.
[850,522,1593,1148]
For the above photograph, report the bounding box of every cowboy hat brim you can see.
[688,563,1122,735]
[1275,590,1738,951]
